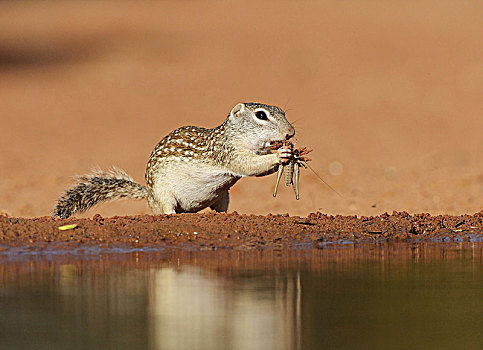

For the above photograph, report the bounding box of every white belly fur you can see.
[151,160,239,212]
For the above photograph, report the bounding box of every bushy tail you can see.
[53,167,148,219]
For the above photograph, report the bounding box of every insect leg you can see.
[273,165,284,197]
[293,161,300,200]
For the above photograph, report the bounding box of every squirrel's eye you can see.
[255,111,268,121]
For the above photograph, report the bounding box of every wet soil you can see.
[1,212,482,252]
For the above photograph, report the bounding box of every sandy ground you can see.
[1,0,482,219]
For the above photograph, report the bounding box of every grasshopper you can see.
[270,140,312,200]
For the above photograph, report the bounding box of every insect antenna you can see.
[305,163,344,198]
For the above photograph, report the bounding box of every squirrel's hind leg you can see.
[148,192,176,215]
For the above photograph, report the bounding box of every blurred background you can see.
[0,0,482,218]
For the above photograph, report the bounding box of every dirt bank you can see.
[1,212,482,252]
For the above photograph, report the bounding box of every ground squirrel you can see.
[53,102,295,218]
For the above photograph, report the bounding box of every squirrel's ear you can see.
[230,103,245,118]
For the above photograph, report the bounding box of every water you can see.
[1,243,482,350]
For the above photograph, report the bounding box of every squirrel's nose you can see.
[286,126,295,140]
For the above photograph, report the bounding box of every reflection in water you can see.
[0,243,481,350]
[150,267,301,350]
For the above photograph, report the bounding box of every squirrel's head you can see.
[226,102,295,151]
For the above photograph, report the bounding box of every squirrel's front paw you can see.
[277,146,293,165]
